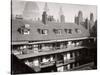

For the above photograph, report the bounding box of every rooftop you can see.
[12,19,90,42]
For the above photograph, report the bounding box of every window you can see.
[53,29,62,35]
[33,58,39,66]
[65,29,68,33]
[23,28,30,34]
[42,29,48,35]
[41,44,51,51]
[37,29,48,35]
[57,66,64,72]
[37,29,41,33]
[65,29,72,34]
[68,29,72,34]
[75,28,82,34]
[17,25,30,35]
[28,45,33,50]
[33,44,39,53]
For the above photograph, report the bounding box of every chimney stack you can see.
[42,3,49,24]
[42,11,47,24]
[78,11,83,25]
[59,7,65,23]
[85,18,89,30]
[60,15,65,23]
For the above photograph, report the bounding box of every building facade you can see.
[11,2,97,74]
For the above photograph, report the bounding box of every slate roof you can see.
[12,19,90,42]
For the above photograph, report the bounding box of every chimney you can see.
[90,13,94,21]
[42,11,47,24]
[59,7,65,23]
[85,18,89,30]
[74,16,78,24]
[78,11,83,25]
[42,3,49,24]
[44,3,49,13]
[60,15,65,23]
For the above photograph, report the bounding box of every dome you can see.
[23,2,39,20]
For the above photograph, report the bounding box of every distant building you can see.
[48,16,55,22]
[74,11,83,25]
[74,11,96,35]
[44,3,49,13]
[89,13,94,29]
[90,20,97,37]
[23,2,39,20]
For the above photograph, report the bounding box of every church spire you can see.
[44,3,49,12]
[59,6,64,16]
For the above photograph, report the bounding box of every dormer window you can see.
[75,28,82,34]
[37,29,48,35]
[68,29,72,34]
[42,29,48,35]
[53,29,62,35]
[65,29,72,34]
[23,28,30,34]
[17,24,30,35]
[65,29,68,33]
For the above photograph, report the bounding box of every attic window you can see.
[75,28,82,34]
[68,29,72,34]
[53,29,62,35]
[64,29,68,33]
[17,26,30,35]
[37,29,48,35]
[23,28,30,34]
[42,29,48,35]
[65,29,72,34]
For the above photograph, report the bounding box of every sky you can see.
[12,0,97,22]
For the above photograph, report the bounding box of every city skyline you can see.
[12,0,97,22]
